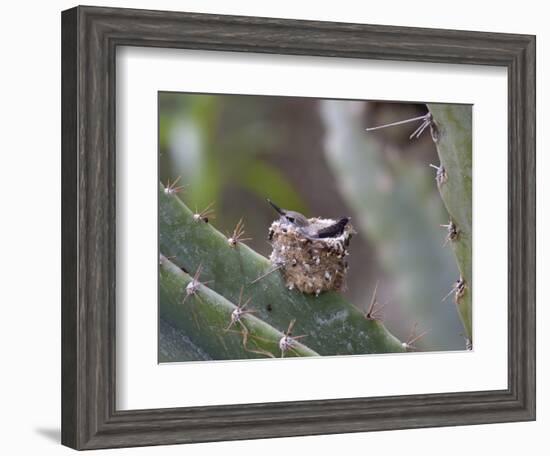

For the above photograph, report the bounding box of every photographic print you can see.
[61,8,535,447]
[158,92,472,362]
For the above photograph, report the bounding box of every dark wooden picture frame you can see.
[61,5,536,450]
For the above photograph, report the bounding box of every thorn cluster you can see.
[365,112,438,142]
[429,163,448,187]
[225,287,256,331]
[182,264,212,305]
[401,323,428,351]
[163,176,186,195]
[440,219,459,246]
[365,281,386,322]
[279,319,306,358]
[193,202,215,223]
[442,277,466,304]
[227,218,252,247]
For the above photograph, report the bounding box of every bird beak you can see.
[267,199,285,216]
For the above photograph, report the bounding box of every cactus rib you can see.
[160,254,319,359]
[428,104,473,342]
[160,184,405,357]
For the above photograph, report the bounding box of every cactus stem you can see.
[161,183,405,356]
[163,175,186,195]
[428,104,472,343]
[193,201,215,223]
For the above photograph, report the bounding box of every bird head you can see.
[267,199,310,228]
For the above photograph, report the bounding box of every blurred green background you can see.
[159,92,467,355]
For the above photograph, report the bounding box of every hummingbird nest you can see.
[268,218,354,296]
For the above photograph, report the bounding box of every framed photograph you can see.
[61,5,536,450]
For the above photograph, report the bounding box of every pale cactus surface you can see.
[428,104,473,343]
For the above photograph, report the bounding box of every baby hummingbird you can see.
[267,199,310,228]
[267,199,350,239]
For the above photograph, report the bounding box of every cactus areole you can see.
[268,217,354,295]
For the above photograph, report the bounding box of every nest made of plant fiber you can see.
[268,218,354,295]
